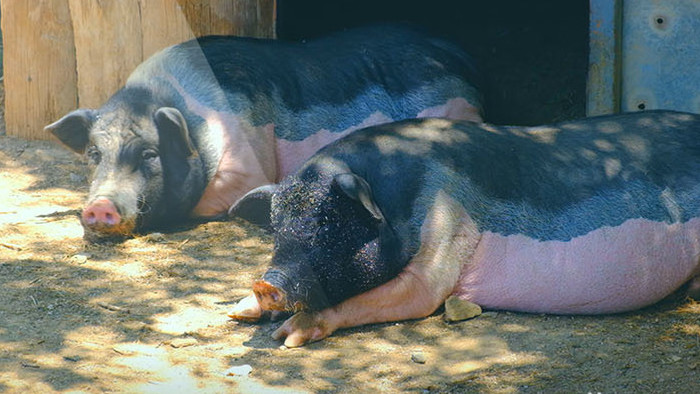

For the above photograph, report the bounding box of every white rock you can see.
[225,364,253,377]
[411,351,427,364]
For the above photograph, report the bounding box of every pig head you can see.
[46,89,206,242]
[233,164,404,313]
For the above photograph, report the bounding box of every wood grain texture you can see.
[1,0,77,140]
[69,0,143,109]
[3,0,276,140]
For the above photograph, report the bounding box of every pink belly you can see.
[275,98,483,179]
[454,218,700,314]
[275,110,391,178]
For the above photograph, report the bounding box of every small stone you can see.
[411,351,427,364]
[71,252,92,264]
[444,296,482,322]
[225,364,253,376]
[170,337,198,348]
[144,232,166,243]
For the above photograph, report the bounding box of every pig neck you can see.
[128,78,226,186]
[132,78,276,218]
[190,116,277,218]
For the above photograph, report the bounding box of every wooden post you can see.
[1,0,77,141]
[68,1,144,109]
[140,1,199,60]
[2,0,276,140]
[178,0,276,38]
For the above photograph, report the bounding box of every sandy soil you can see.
[0,130,699,394]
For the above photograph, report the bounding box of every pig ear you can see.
[154,107,196,157]
[44,109,96,154]
[228,184,279,229]
[333,173,385,222]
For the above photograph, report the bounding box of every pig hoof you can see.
[227,294,264,322]
[253,280,288,311]
[272,311,333,348]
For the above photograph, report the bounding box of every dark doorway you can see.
[277,0,589,126]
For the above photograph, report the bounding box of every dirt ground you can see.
[0,129,698,393]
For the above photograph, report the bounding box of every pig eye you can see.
[86,146,101,164]
[141,148,159,161]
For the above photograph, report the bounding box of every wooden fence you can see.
[1,0,275,140]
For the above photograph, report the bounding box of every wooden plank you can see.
[143,0,276,67]
[2,0,276,140]
[141,0,197,60]
[1,0,77,140]
[69,0,276,110]
[178,0,276,38]
[68,0,143,109]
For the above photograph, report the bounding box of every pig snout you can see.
[253,279,289,312]
[253,269,311,313]
[82,197,121,227]
[80,197,136,241]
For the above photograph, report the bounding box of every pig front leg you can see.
[225,283,419,341]
[272,265,455,347]
[273,192,482,347]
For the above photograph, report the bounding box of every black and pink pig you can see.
[46,25,482,242]
[229,110,700,347]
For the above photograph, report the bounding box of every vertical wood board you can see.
[141,0,198,60]
[69,0,143,109]
[2,0,276,140]
[1,0,77,140]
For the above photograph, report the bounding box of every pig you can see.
[228,110,700,347]
[45,25,483,242]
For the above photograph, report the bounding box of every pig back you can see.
[436,110,700,314]
[333,111,700,240]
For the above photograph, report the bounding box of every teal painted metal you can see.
[588,0,700,115]
[587,0,622,116]
[621,0,700,114]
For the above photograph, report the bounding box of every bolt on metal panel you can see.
[621,0,700,114]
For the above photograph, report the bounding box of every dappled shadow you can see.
[0,136,270,391]
[328,111,700,243]
[0,216,273,391]
[237,293,699,392]
[3,109,700,392]
[228,111,700,391]
[0,136,87,193]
